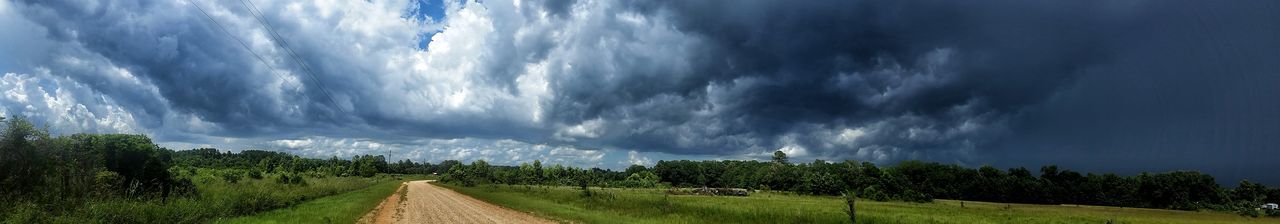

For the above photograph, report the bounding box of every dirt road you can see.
[363,180,555,224]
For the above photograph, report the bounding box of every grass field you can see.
[215,176,421,224]
[8,171,413,223]
[440,184,1280,224]
[71,173,395,223]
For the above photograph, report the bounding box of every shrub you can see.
[579,178,592,197]
[843,191,857,224]
[1237,207,1260,218]
[861,185,890,202]
[899,189,933,203]
[220,170,243,183]
[95,171,124,197]
[621,171,660,188]
[798,171,843,195]
[168,178,199,198]
[276,173,307,185]
[247,170,264,180]
[3,202,49,224]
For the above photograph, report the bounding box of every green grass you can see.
[4,171,414,223]
[214,177,414,224]
[439,184,1280,224]
[80,174,393,223]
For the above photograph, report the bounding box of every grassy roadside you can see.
[32,173,398,223]
[439,183,1280,224]
[216,175,429,224]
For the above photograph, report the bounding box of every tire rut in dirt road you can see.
[383,180,555,224]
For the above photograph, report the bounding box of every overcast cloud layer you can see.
[2,0,1278,184]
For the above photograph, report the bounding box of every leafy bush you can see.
[276,173,307,185]
[168,178,199,198]
[861,185,890,202]
[621,171,660,188]
[899,189,934,203]
[1236,207,1260,218]
[843,191,857,223]
[444,160,492,187]
[94,171,124,197]
[247,169,264,179]
[2,202,49,224]
[798,171,843,195]
[220,170,243,183]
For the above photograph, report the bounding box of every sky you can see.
[1,0,1278,185]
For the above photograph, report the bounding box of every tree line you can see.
[443,150,1280,217]
[171,148,445,179]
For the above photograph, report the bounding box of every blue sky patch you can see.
[408,0,447,50]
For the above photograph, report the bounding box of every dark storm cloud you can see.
[11,0,335,134]
[541,0,575,17]
[984,1,1280,184]
[536,0,1280,183]
[544,1,1126,154]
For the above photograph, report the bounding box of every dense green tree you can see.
[1135,171,1225,210]
[531,160,544,183]
[624,164,649,176]
[622,171,661,188]
[0,116,50,196]
[797,169,843,195]
[772,150,789,164]
[1233,180,1269,203]
[437,160,462,175]
[72,134,176,198]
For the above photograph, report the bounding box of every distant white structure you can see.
[1263,203,1279,210]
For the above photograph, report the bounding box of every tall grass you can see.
[440,184,1280,224]
[216,176,421,224]
[3,169,400,223]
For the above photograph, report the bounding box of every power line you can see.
[238,0,349,121]
[187,0,306,96]
[187,0,349,124]
[241,1,431,142]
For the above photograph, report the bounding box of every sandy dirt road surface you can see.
[363,180,555,224]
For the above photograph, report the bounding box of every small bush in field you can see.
[898,189,933,203]
[169,177,199,198]
[220,170,243,183]
[247,170,264,179]
[1237,207,1260,218]
[843,191,857,224]
[860,186,890,202]
[276,173,307,185]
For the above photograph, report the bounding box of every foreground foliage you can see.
[6,169,395,223]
